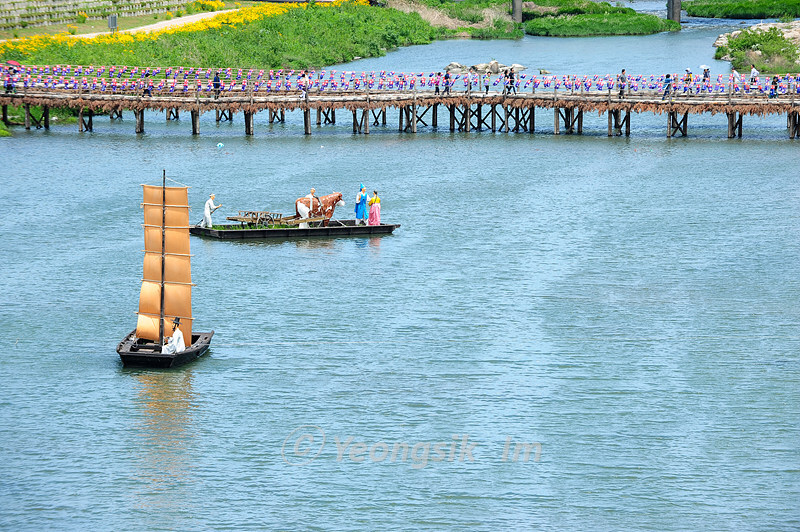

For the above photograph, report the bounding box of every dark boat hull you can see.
[190,220,400,240]
[117,330,214,368]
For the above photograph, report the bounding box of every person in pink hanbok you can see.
[367,190,381,226]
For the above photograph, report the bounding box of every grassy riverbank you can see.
[413,0,678,37]
[684,0,800,19]
[524,11,678,36]
[0,1,442,68]
[715,27,800,73]
[521,0,678,36]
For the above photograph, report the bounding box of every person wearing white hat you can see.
[201,193,221,228]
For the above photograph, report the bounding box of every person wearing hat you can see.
[354,184,368,225]
[162,317,185,354]
[200,194,221,228]
[617,68,627,99]
[683,68,693,93]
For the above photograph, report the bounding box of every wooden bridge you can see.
[3,67,800,139]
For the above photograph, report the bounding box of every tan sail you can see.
[135,184,193,343]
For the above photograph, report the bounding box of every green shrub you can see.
[720,27,800,73]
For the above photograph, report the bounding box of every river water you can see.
[1,25,799,530]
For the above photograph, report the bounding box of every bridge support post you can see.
[363,109,369,135]
[43,106,49,130]
[412,101,417,133]
[354,110,360,134]
[432,104,438,128]
[2,105,7,126]
[167,108,179,121]
[135,109,145,134]
[191,109,200,135]
[464,104,470,132]
[789,111,800,139]
[24,103,31,130]
[727,111,742,138]
[554,108,560,135]
[316,108,321,126]
[529,106,535,133]
[110,109,123,120]
[624,110,630,136]
[491,105,496,132]
[303,108,311,135]
[667,111,688,137]
[399,106,405,132]
[504,105,510,133]
[78,108,93,132]
[667,0,681,23]
[245,111,255,135]
[449,105,455,132]
[512,0,523,23]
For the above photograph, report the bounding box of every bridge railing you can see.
[3,65,798,99]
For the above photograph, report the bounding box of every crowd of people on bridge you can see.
[4,62,800,99]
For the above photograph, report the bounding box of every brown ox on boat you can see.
[295,192,345,227]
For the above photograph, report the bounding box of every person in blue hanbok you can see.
[354,184,368,225]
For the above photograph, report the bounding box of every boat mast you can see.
[158,169,166,348]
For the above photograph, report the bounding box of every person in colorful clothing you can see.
[354,184,368,225]
[367,190,381,226]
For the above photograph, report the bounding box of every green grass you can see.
[524,12,679,36]
[0,121,10,137]
[5,3,443,68]
[715,26,800,73]
[683,0,800,18]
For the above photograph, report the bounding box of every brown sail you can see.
[135,184,193,343]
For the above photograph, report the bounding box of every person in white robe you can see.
[163,317,185,354]
[200,194,221,228]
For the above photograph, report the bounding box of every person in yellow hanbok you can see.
[367,191,381,226]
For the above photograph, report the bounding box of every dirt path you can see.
[76,9,237,39]
[0,9,236,43]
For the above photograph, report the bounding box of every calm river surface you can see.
[1,26,799,530]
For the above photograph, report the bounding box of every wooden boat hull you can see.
[117,330,214,368]
[190,220,400,240]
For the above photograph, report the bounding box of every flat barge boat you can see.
[190,219,400,240]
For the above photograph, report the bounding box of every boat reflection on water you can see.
[130,369,199,515]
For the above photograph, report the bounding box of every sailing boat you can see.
[117,171,214,368]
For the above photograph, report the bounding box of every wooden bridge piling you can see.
[24,103,30,130]
[110,109,123,120]
[1,104,7,126]
[789,111,800,139]
[190,109,199,135]
[667,111,688,138]
[134,109,144,134]
[245,110,254,135]
[78,108,93,132]
[303,108,311,135]
[42,105,49,129]
[167,108,179,121]
[727,111,742,138]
